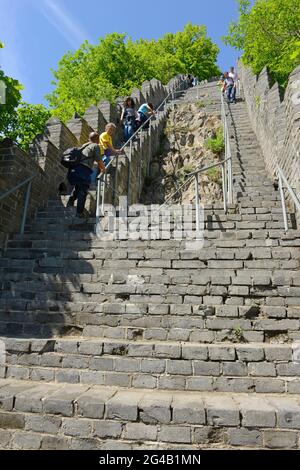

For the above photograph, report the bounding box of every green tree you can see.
[7,103,51,151]
[223,0,300,86]
[47,24,220,122]
[0,69,23,134]
[1,42,51,150]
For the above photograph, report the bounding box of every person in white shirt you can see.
[228,66,238,103]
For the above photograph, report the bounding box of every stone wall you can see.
[0,75,187,246]
[239,63,300,212]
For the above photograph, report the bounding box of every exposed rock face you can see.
[142,102,223,205]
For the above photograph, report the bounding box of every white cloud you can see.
[40,0,91,48]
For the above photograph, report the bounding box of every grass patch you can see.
[207,167,221,184]
[204,127,224,156]
[195,101,205,109]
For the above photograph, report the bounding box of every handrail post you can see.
[101,172,107,215]
[20,180,32,234]
[221,163,227,214]
[113,155,119,207]
[172,87,175,110]
[127,140,132,206]
[138,154,142,200]
[194,173,201,233]
[228,154,233,204]
[147,121,152,176]
[96,176,102,218]
[278,173,288,231]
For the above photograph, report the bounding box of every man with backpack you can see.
[65,132,105,218]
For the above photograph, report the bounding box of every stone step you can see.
[7,229,300,245]
[2,243,298,262]
[32,214,288,225]
[0,379,300,449]
[0,308,300,344]
[1,338,300,393]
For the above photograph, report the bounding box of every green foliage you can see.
[223,0,300,86]
[204,128,224,155]
[207,166,221,183]
[182,163,195,174]
[6,103,51,151]
[195,101,205,108]
[1,42,50,151]
[47,24,220,122]
[255,96,261,108]
[0,69,23,134]
[233,326,245,341]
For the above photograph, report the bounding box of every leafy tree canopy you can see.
[223,0,300,86]
[7,103,51,151]
[1,24,220,149]
[0,69,23,133]
[47,24,220,121]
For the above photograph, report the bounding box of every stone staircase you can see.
[0,83,300,450]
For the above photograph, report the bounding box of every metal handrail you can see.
[96,79,188,217]
[159,158,231,210]
[276,164,300,231]
[221,92,233,205]
[152,91,234,230]
[0,174,35,201]
[0,173,36,234]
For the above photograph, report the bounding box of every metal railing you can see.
[152,90,234,229]
[156,158,232,232]
[221,91,234,205]
[277,164,300,231]
[96,80,188,218]
[0,174,36,234]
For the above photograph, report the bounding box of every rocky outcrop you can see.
[142,102,223,205]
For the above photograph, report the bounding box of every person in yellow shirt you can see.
[100,123,122,167]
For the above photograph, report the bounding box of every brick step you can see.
[1,256,299,276]
[5,231,300,247]
[0,379,299,449]
[22,222,288,235]
[0,310,300,343]
[8,229,300,245]
[0,280,300,304]
[3,243,298,262]
[32,213,288,224]
[1,338,300,393]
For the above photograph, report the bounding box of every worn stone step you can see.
[0,379,300,449]
[0,308,300,343]
[1,338,300,393]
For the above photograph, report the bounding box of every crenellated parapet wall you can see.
[0,75,187,245]
[239,63,300,212]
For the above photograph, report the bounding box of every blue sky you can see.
[0,0,241,105]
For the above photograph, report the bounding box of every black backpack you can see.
[61,143,90,169]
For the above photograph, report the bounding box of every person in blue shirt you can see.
[137,102,155,129]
